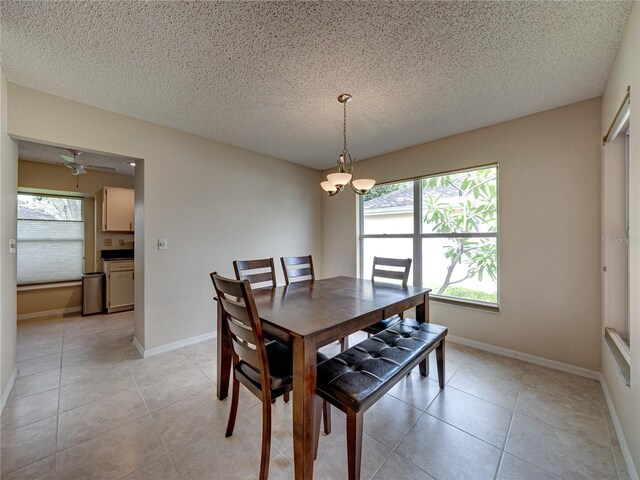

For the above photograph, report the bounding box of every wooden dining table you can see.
[216,276,431,480]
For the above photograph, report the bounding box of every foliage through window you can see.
[17,193,84,285]
[360,166,498,305]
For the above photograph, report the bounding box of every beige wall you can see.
[17,285,81,316]
[601,2,640,477]
[18,158,134,194]
[7,84,322,351]
[0,68,19,407]
[322,97,602,372]
[17,159,135,317]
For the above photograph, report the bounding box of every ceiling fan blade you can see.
[84,165,117,173]
[60,154,76,164]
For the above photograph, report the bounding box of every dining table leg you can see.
[417,294,430,377]
[292,335,318,480]
[216,299,232,400]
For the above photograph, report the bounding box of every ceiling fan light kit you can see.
[320,93,376,197]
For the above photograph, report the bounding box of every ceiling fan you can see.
[59,150,117,175]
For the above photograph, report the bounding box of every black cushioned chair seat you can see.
[238,340,329,390]
[317,320,447,412]
[362,314,402,335]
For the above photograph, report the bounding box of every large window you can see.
[17,193,84,285]
[360,165,498,307]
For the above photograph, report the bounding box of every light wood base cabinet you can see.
[105,260,134,313]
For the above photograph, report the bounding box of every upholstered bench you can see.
[316,319,447,480]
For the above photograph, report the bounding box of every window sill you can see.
[604,327,631,386]
[430,294,500,313]
[18,281,82,292]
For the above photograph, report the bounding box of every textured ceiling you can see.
[19,140,136,176]
[0,1,632,170]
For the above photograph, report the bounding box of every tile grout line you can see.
[116,334,182,479]
[388,410,441,480]
[53,318,67,480]
[492,371,524,480]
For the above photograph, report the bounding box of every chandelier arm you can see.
[348,181,366,195]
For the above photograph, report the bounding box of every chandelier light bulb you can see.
[320,181,338,193]
[351,178,376,194]
[327,172,352,187]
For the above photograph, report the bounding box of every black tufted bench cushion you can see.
[315,319,447,480]
[317,320,447,412]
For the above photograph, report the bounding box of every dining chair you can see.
[365,256,412,334]
[233,258,277,289]
[280,255,315,285]
[341,257,413,351]
[210,272,330,480]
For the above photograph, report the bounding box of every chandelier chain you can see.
[343,101,348,153]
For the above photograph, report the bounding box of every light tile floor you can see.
[0,312,629,480]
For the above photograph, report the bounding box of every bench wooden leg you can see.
[284,392,290,403]
[346,410,363,480]
[314,397,322,461]
[419,357,428,377]
[436,340,445,389]
[323,400,331,434]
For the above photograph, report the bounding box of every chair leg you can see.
[259,400,272,480]
[323,400,331,434]
[419,357,428,377]
[283,392,290,403]
[436,340,445,389]
[346,410,364,480]
[225,376,240,437]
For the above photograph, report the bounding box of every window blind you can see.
[17,194,84,286]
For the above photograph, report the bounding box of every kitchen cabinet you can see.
[102,187,134,232]
[104,260,134,313]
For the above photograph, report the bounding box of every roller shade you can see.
[17,194,84,286]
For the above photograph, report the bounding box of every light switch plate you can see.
[9,239,16,254]
[158,238,167,250]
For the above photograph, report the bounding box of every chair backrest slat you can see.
[219,296,252,324]
[226,317,255,345]
[281,255,315,285]
[372,256,412,287]
[233,258,277,289]
[375,257,411,268]
[210,272,271,389]
[372,268,405,281]
[243,271,275,285]
[232,335,261,370]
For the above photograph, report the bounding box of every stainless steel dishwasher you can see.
[82,272,105,316]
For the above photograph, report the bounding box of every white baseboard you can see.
[133,331,216,358]
[132,336,145,358]
[599,374,639,480]
[1,366,18,414]
[17,306,82,321]
[447,335,600,380]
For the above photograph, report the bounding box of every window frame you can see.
[17,191,86,287]
[358,163,500,311]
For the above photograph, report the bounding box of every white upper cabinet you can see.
[102,187,134,232]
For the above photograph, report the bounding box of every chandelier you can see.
[320,94,376,196]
